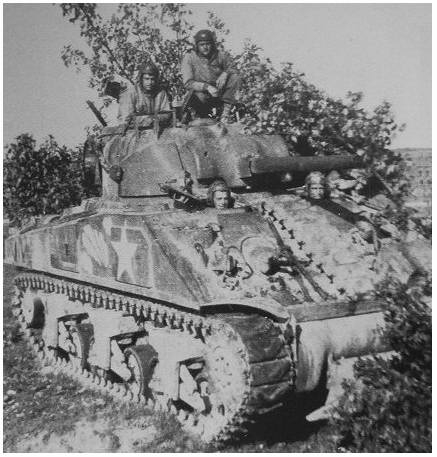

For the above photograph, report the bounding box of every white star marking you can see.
[111,221,139,281]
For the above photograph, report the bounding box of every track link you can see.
[11,271,294,442]
[258,199,354,299]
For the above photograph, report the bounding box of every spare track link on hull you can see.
[11,271,294,442]
[259,200,348,299]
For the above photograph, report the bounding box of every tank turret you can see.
[98,122,362,200]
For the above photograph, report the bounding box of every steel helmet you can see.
[194,29,215,44]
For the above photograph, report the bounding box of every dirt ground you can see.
[3,264,337,452]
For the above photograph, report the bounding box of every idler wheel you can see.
[124,344,158,400]
[21,290,45,329]
[70,323,94,370]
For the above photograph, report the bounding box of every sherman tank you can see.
[4,114,428,442]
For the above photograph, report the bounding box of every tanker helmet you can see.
[194,29,215,44]
[305,171,326,200]
[137,61,160,79]
[305,171,326,186]
[207,180,231,208]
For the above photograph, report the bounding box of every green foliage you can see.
[4,134,83,226]
[331,278,431,452]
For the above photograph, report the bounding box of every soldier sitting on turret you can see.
[99,62,172,200]
[181,29,241,122]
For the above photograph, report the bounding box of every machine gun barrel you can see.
[249,153,362,176]
[273,247,331,301]
[159,183,206,207]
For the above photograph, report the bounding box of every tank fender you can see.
[293,311,387,393]
[200,297,290,322]
[306,350,395,422]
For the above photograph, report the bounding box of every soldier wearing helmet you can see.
[305,171,327,200]
[99,62,172,200]
[207,180,232,209]
[181,29,241,122]
[118,61,172,129]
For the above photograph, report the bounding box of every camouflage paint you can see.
[4,121,431,433]
[6,207,292,306]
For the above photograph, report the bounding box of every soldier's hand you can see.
[216,72,228,91]
[207,85,219,97]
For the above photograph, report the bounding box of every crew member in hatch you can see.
[100,62,172,199]
[207,180,232,209]
[305,171,327,200]
[118,62,172,128]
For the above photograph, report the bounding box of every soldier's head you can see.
[207,180,231,209]
[137,62,160,93]
[305,171,326,200]
[194,29,216,58]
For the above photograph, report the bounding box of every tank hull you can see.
[5,122,428,441]
[4,199,393,441]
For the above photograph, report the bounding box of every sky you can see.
[3,2,432,149]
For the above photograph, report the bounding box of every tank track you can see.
[11,271,294,442]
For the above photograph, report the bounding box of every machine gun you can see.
[269,246,331,302]
[266,215,332,301]
[159,183,207,209]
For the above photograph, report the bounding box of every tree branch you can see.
[78,4,134,85]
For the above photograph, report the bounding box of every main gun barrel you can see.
[249,153,362,176]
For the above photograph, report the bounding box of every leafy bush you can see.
[331,277,431,452]
[4,134,83,226]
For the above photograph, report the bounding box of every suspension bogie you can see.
[12,273,294,442]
